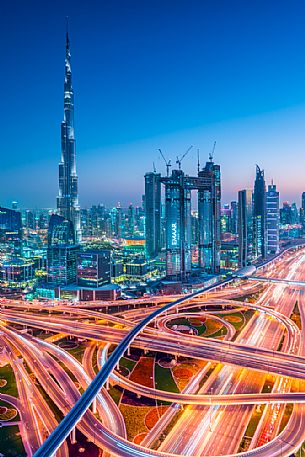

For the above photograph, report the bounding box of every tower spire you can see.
[66,16,69,48]
[57,21,81,243]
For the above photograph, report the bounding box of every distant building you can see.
[54,283,121,301]
[253,165,267,259]
[266,183,279,254]
[230,201,238,235]
[145,172,161,258]
[0,206,23,254]
[291,203,299,225]
[0,258,34,286]
[300,192,305,233]
[77,250,111,288]
[280,202,292,225]
[238,189,253,267]
[125,258,148,279]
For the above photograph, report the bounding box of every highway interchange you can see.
[1,246,305,456]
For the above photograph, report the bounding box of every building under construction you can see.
[145,148,221,281]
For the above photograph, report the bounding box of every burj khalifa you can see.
[57,29,81,242]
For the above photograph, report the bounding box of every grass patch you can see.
[262,375,275,393]
[155,364,179,393]
[120,357,136,372]
[239,404,265,452]
[65,343,86,362]
[108,386,123,405]
[203,319,224,337]
[119,404,151,441]
[279,403,293,433]
[0,425,26,456]
[0,364,18,398]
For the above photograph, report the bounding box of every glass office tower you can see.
[198,160,221,273]
[144,172,161,258]
[253,165,267,259]
[238,189,253,266]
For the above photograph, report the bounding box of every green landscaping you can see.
[0,425,26,457]
[120,357,136,372]
[155,364,179,393]
[108,386,123,405]
[238,405,265,452]
[0,364,18,397]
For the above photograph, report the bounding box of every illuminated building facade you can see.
[0,206,23,255]
[47,214,79,285]
[77,250,111,288]
[238,189,253,267]
[57,30,81,242]
[266,183,279,254]
[253,165,267,259]
[162,169,192,280]
[144,172,161,258]
[198,159,221,273]
[300,192,305,233]
[0,258,34,286]
[155,158,221,281]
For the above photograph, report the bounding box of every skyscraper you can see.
[144,172,161,258]
[198,159,221,273]
[162,169,192,280]
[300,192,305,233]
[47,214,79,285]
[266,183,279,254]
[57,28,81,242]
[238,189,253,267]
[253,165,267,259]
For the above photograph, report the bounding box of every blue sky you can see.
[1,0,305,208]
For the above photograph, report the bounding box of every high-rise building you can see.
[198,159,221,273]
[300,192,305,233]
[280,202,292,225]
[127,204,135,236]
[266,183,279,254]
[115,205,123,239]
[230,201,238,235]
[238,189,253,267]
[253,165,267,259]
[57,29,81,242]
[47,214,79,285]
[291,203,299,225]
[77,250,111,288]
[144,172,161,258]
[163,169,192,280]
[0,206,23,255]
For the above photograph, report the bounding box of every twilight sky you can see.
[1,0,305,208]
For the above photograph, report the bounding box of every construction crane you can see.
[197,149,200,173]
[158,149,171,177]
[176,145,193,170]
[153,162,156,173]
[209,141,216,162]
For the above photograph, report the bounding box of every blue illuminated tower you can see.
[57,27,81,242]
[198,159,221,273]
[253,165,266,259]
[144,172,161,258]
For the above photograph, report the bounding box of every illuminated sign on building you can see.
[171,222,178,246]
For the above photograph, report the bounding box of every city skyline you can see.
[2,3,305,455]
[1,1,305,207]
